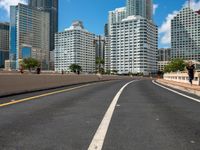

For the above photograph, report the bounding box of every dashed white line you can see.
[88,80,137,150]
[152,80,200,103]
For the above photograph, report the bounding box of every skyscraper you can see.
[10,3,50,70]
[28,0,58,52]
[126,0,152,20]
[0,22,9,68]
[171,7,200,61]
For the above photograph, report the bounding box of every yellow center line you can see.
[0,83,94,107]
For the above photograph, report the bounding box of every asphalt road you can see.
[0,79,200,150]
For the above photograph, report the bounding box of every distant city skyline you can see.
[0,0,200,48]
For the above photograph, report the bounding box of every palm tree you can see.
[95,57,104,74]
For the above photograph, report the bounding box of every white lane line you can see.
[152,80,200,103]
[88,80,137,150]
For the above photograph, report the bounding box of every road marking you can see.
[152,80,200,103]
[88,80,137,150]
[0,83,97,107]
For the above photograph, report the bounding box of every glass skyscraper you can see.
[0,22,9,68]
[28,0,58,52]
[10,3,50,70]
[126,0,153,20]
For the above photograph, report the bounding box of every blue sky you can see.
[0,0,200,48]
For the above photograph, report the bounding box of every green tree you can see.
[112,70,118,74]
[164,58,186,73]
[95,57,104,74]
[21,57,40,71]
[69,64,82,74]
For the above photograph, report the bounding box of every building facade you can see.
[94,35,106,59]
[104,36,111,72]
[54,21,95,73]
[0,22,9,68]
[126,0,153,20]
[158,48,171,61]
[28,0,58,52]
[109,0,157,75]
[108,7,126,35]
[157,48,171,71]
[110,16,157,75]
[171,7,200,61]
[10,3,50,70]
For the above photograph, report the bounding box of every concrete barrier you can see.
[163,71,200,85]
[0,74,131,97]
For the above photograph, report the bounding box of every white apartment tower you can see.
[111,16,157,74]
[108,7,126,35]
[171,7,200,61]
[109,0,157,75]
[54,21,95,73]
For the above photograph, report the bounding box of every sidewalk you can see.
[156,79,200,97]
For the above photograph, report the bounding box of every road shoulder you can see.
[156,79,200,97]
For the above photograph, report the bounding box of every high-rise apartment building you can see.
[0,22,9,68]
[108,7,126,35]
[126,0,153,20]
[109,0,157,75]
[10,3,50,70]
[110,16,157,74]
[171,7,200,61]
[54,21,95,73]
[28,0,58,52]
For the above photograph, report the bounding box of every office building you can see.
[10,3,50,70]
[104,23,109,37]
[110,16,157,75]
[158,48,171,61]
[104,37,111,72]
[171,7,200,61]
[157,48,171,71]
[28,0,58,52]
[54,21,95,73]
[94,35,106,59]
[126,0,153,20]
[0,22,9,68]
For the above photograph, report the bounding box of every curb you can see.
[156,80,200,97]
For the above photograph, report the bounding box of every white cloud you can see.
[158,10,178,45]
[0,0,27,15]
[153,4,158,15]
[159,0,200,46]
[183,0,200,10]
